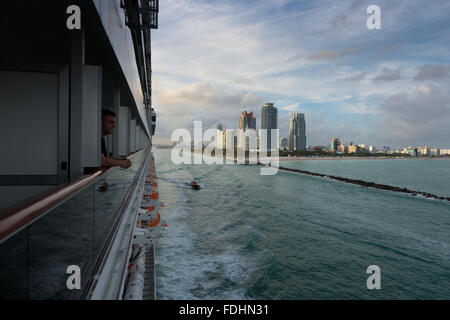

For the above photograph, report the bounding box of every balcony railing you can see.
[0,148,151,300]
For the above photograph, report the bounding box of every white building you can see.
[430,148,440,156]
[381,146,391,153]
[417,146,430,156]
[216,129,226,150]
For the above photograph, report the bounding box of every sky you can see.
[151,0,450,149]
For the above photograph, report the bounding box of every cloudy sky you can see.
[151,0,450,149]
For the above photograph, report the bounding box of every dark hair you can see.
[102,109,116,118]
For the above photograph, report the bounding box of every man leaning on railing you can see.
[101,109,132,169]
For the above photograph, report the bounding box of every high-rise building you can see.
[238,112,256,151]
[288,113,306,151]
[216,129,226,150]
[260,103,278,150]
[430,148,440,156]
[417,145,430,156]
[239,111,256,130]
[331,138,341,152]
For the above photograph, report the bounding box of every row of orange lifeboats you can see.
[139,154,164,229]
[124,153,165,300]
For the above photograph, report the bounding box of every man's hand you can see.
[120,159,132,169]
[101,154,132,169]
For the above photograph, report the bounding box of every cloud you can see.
[307,48,361,61]
[308,50,336,60]
[372,68,402,82]
[306,113,365,146]
[278,110,367,147]
[234,75,254,85]
[281,103,302,112]
[417,84,430,94]
[285,54,303,63]
[153,82,267,138]
[341,104,379,115]
[373,85,450,147]
[343,72,366,82]
[413,64,450,81]
[330,14,349,28]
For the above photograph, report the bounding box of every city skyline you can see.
[154,104,449,152]
[151,0,450,149]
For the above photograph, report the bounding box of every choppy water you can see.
[154,149,450,299]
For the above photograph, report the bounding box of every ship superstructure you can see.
[0,0,162,300]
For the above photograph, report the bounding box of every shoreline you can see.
[190,150,450,162]
[279,156,450,161]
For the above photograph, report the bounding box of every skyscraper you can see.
[216,128,226,150]
[239,111,256,130]
[288,113,306,151]
[260,103,278,150]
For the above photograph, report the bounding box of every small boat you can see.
[189,181,200,190]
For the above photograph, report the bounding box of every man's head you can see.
[102,109,116,136]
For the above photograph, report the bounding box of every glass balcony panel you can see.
[28,184,95,300]
[0,229,28,300]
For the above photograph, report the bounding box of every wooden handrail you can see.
[0,170,104,243]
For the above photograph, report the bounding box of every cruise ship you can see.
[0,0,162,300]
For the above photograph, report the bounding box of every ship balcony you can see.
[0,0,156,300]
[0,149,153,299]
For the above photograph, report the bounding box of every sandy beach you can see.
[278,156,450,161]
[197,151,449,163]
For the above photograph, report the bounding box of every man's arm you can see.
[101,154,132,168]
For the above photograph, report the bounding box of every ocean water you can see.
[154,149,450,299]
